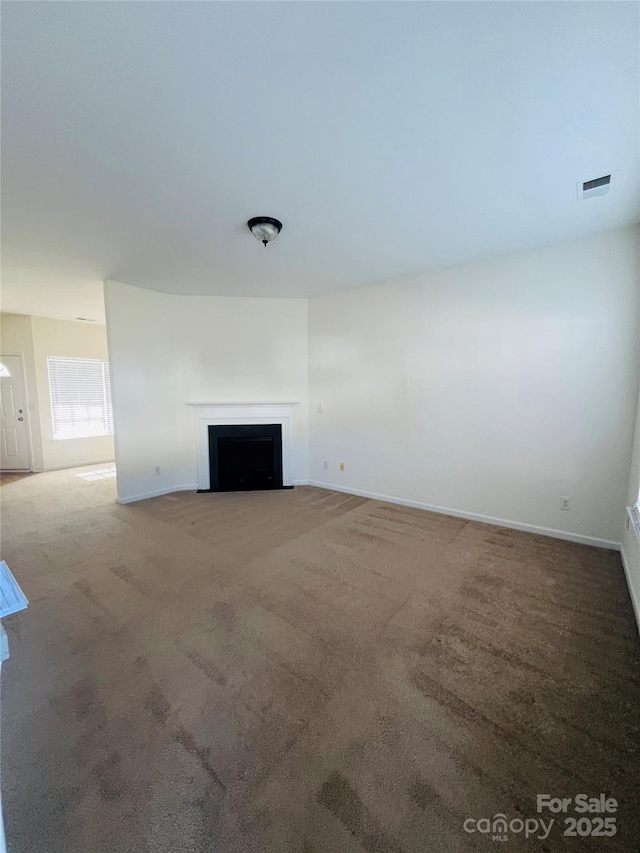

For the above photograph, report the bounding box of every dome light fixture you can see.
[247,216,283,247]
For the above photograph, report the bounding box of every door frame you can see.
[0,352,33,472]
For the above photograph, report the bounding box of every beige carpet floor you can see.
[1,466,639,852]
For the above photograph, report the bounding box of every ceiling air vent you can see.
[579,174,611,201]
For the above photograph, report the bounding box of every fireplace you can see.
[203,424,284,492]
[189,402,299,491]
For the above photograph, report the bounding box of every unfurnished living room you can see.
[1,2,639,852]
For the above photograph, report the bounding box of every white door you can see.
[0,355,31,471]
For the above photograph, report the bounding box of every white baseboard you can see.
[119,481,311,503]
[307,480,621,551]
[44,458,115,472]
[619,544,640,636]
[116,484,198,505]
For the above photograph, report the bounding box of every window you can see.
[47,357,113,440]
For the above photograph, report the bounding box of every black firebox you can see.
[202,424,286,492]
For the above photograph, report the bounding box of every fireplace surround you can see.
[188,402,298,491]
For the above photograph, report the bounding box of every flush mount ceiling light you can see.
[247,216,282,247]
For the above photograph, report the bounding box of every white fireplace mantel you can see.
[188,401,299,490]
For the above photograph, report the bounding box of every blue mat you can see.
[0,560,28,618]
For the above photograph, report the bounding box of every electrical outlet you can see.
[317,403,323,414]
[323,461,328,470]
[155,466,161,475]
[339,462,345,472]
[560,496,571,511]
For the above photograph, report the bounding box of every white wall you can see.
[0,313,114,471]
[30,316,114,469]
[105,228,639,549]
[309,227,640,547]
[104,280,309,503]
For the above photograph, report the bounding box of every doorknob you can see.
[18,417,24,421]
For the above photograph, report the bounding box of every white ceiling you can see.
[1,1,639,323]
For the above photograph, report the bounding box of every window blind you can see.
[103,361,113,435]
[47,357,114,440]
